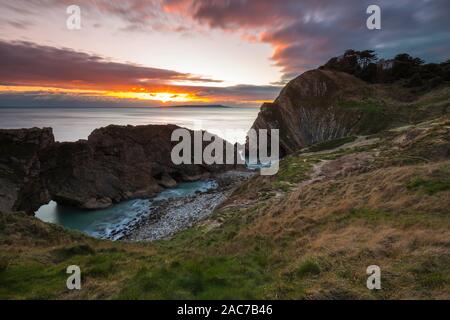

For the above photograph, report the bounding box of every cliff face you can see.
[250,69,449,157]
[251,70,379,156]
[0,128,54,213]
[41,124,233,210]
[0,124,237,213]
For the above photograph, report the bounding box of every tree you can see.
[359,50,378,69]
[391,53,424,80]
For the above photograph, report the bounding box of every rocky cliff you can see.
[250,69,449,156]
[0,125,237,213]
[0,128,54,214]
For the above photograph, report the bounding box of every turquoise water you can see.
[35,180,217,239]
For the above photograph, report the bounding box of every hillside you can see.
[251,69,449,157]
[1,111,449,299]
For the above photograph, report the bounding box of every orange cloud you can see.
[0,41,281,107]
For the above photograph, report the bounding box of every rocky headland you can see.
[0,124,240,214]
[251,70,449,157]
[0,127,54,214]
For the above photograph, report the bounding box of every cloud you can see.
[0,84,281,107]
[4,0,449,81]
[0,0,193,33]
[0,40,221,91]
[0,91,162,108]
[0,83,281,108]
[5,19,33,30]
[0,40,280,106]
[162,0,450,80]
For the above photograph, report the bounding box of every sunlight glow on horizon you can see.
[0,85,207,103]
[105,91,209,103]
[0,85,275,106]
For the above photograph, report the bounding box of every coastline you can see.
[118,170,254,241]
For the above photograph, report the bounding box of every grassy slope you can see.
[1,118,449,299]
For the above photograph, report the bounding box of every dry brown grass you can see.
[211,117,450,298]
[1,115,449,299]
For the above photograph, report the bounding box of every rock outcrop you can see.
[250,70,378,157]
[0,128,54,213]
[250,69,450,157]
[0,124,238,213]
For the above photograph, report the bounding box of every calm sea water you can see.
[36,180,218,240]
[0,106,259,144]
[0,106,258,238]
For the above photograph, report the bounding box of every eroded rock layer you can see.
[0,124,237,213]
[250,69,449,156]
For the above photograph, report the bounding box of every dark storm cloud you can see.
[0,40,221,90]
[4,1,448,80]
[164,0,450,79]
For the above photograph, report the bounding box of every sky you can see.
[0,0,449,107]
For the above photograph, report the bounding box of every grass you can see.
[407,177,450,195]
[0,262,67,299]
[0,115,449,299]
[296,259,321,278]
[406,163,450,195]
[84,254,119,278]
[325,208,450,230]
[338,99,382,113]
[51,244,95,261]
[307,136,357,152]
[412,256,450,290]
[274,155,314,186]
[117,254,272,299]
[233,153,315,194]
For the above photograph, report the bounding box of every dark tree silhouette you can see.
[321,50,449,91]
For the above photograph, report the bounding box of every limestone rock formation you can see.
[0,127,54,213]
[41,124,231,210]
[250,70,380,157]
[0,124,238,213]
[250,69,450,157]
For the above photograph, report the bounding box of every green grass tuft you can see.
[51,244,95,261]
[407,177,450,195]
[407,165,450,195]
[296,259,321,278]
[117,255,272,299]
[307,136,357,152]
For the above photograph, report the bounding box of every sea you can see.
[0,106,260,238]
[0,106,258,144]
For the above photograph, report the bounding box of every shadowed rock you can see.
[249,70,376,157]
[249,69,449,157]
[0,124,240,213]
[0,127,54,213]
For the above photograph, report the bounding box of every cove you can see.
[35,180,218,240]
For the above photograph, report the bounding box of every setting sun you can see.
[0,85,210,104]
[105,91,208,103]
